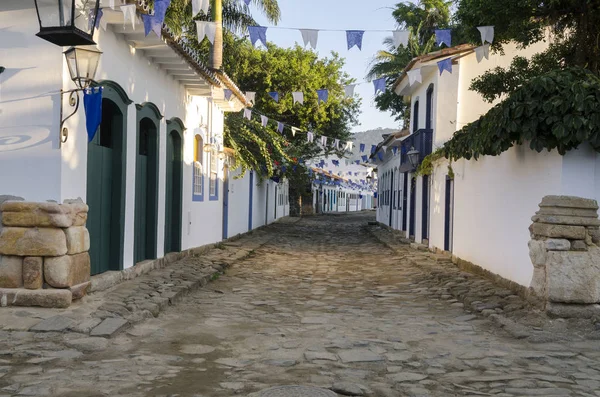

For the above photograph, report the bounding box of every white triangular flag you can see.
[292,92,304,105]
[196,21,217,44]
[475,44,490,63]
[291,127,299,137]
[299,29,318,49]
[334,139,340,149]
[407,69,422,85]
[307,131,314,143]
[121,4,136,29]
[320,136,327,146]
[344,84,356,98]
[345,142,353,151]
[477,26,494,44]
[382,145,388,152]
[393,30,409,48]
[109,0,116,10]
[243,108,252,120]
[245,91,255,103]
[261,115,268,127]
[192,0,210,16]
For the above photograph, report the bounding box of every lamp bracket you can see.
[59,89,81,147]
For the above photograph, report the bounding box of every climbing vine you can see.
[440,68,600,161]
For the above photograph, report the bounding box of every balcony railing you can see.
[399,128,433,173]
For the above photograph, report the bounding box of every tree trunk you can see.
[210,0,223,70]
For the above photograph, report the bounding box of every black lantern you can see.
[34,0,101,46]
[366,175,372,183]
[407,146,420,168]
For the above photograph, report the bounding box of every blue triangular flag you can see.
[437,58,452,75]
[243,0,251,4]
[373,77,386,95]
[317,89,329,104]
[361,155,368,162]
[377,152,384,161]
[435,29,451,47]
[248,26,267,47]
[359,143,365,152]
[84,87,103,142]
[393,147,398,155]
[355,160,360,165]
[346,30,365,50]
[142,0,171,37]
[224,89,233,100]
[371,145,376,154]
[269,91,279,102]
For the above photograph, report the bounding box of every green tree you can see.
[393,0,452,44]
[453,0,600,101]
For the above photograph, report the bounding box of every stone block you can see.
[1,201,72,228]
[531,214,600,227]
[539,195,599,210]
[531,223,586,239]
[65,202,89,226]
[0,227,67,257]
[90,318,129,338]
[546,248,600,303]
[69,281,90,300]
[528,240,547,266]
[0,288,72,308]
[546,303,600,319]
[544,239,570,251]
[29,315,75,332]
[571,240,588,251]
[22,257,43,289]
[537,207,598,218]
[529,267,547,298]
[64,226,90,254]
[0,255,23,288]
[44,253,90,288]
[588,227,600,245]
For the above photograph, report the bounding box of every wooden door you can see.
[164,129,182,254]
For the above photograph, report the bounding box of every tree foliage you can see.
[441,68,600,161]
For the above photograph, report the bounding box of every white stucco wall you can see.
[227,169,251,237]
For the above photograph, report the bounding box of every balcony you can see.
[398,128,433,173]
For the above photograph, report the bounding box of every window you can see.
[413,100,419,133]
[209,147,218,199]
[192,135,204,201]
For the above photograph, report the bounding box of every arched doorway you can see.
[87,81,130,275]
[135,103,161,264]
[164,118,184,254]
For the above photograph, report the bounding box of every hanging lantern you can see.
[34,0,101,46]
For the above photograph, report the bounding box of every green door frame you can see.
[164,117,185,254]
[88,80,132,274]
[135,102,162,263]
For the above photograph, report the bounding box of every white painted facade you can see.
[378,40,600,287]
[0,1,288,274]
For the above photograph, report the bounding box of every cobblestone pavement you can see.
[2,212,600,397]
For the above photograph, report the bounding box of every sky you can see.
[252,0,403,133]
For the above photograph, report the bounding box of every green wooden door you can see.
[164,128,182,253]
[87,99,123,275]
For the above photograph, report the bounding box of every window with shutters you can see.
[192,135,204,201]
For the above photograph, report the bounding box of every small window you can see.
[192,135,204,201]
[209,147,218,199]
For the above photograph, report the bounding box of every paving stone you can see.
[64,337,108,353]
[29,316,74,332]
[304,351,338,361]
[331,382,365,396]
[338,349,384,363]
[89,318,129,338]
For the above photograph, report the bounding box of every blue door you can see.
[222,165,229,240]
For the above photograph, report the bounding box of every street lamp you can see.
[34,0,101,47]
[366,175,372,184]
[59,46,102,146]
[407,146,420,168]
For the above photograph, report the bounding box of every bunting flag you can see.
[475,44,491,62]
[300,29,319,49]
[477,26,494,44]
[370,145,376,154]
[346,30,365,50]
[377,152,384,161]
[224,89,233,100]
[243,0,251,4]
[142,0,171,37]
[268,91,279,102]
[434,29,452,47]
[120,4,137,29]
[108,0,116,9]
[317,89,329,104]
[291,127,299,137]
[92,8,103,29]
[83,87,103,142]
[344,84,356,98]
[382,145,388,152]
[361,155,368,162]
[393,30,409,48]
[355,160,360,165]
[261,115,268,127]
[307,131,314,143]
[292,92,304,105]
[248,26,268,47]
[407,69,422,85]
[243,108,252,120]
[320,136,328,146]
[359,143,365,152]
[196,21,217,44]
[437,58,452,75]
[345,142,353,151]
[277,121,284,133]
[245,91,256,103]
[392,147,398,156]
[334,139,340,149]
[192,0,209,16]
[373,77,386,95]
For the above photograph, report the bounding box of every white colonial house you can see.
[311,168,374,214]
[376,39,600,288]
[0,0,289,277]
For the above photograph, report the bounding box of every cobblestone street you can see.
[2,212,600,396]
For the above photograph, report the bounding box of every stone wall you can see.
[528,195,600,318]
[0,200,90,308]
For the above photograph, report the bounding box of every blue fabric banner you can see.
[346,30,365,50]
[392,147,398,155]
[437,58,452,75]
[355,160,360,165]
[142,0,171,37]
[244,0,251,5]
[269,91,279,102]
[361,155,368,162]
[224,89,233,100]
[373,77,386,94]
[84,87,103,142]
[371,145,376,154]
[248,26,268,47]
[317,89,329,104]
[360,143,366,152]
[435,29,452,47]
[377,152,384,161]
